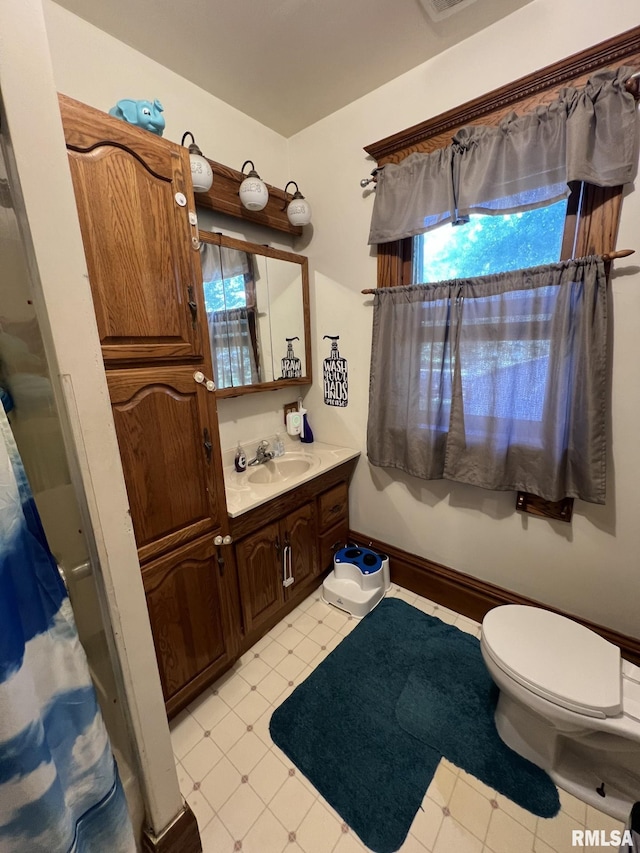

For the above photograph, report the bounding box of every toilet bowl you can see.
[480,605,640,820]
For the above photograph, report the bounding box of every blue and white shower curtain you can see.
[0,404,135,852]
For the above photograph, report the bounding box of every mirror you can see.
[198,231,311,397]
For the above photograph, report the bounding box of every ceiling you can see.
[53,0,533,137]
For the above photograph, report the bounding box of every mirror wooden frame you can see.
[198,231,312,398]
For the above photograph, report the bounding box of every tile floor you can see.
[169,584,626,853]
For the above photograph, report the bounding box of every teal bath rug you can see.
[269,598,559,853]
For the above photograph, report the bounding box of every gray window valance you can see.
[368,67,639,244]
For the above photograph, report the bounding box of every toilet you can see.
[480,605,640,820]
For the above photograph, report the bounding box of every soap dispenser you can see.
[298,398,314,444]
[234,442,247,472]
[274,433,285,457]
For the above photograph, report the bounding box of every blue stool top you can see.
[334,546,383,575]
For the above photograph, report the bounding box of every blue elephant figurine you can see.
[108,98,165,136]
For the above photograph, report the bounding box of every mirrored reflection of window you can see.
[200,243,261,388]
[198,232,310,396]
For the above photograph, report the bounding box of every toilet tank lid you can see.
[482,605,621,717]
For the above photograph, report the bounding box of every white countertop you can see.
[223,439,360,517]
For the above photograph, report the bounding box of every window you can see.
[412,199,568,283]
[367,30,639,293]
[413,199,568,429]
[365,32,640,514]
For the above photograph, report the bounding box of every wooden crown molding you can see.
[195,158,303,236]
[365,25,640,164]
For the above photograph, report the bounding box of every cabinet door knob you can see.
[222,535,233,545]
[214,535,223,545]
[193,370,216,391]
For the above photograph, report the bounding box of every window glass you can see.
[412,199,568,283]
[412,200,568,433]
[202,274,247,312]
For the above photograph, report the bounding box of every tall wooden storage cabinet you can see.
[59,94,237,716]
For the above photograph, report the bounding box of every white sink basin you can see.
[224,440,360,517]
[246,455,314,484]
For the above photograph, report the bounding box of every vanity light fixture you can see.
[239,160,269,211]
[283,181,312,226]
[181,132,213,192]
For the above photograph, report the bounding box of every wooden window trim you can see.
[367,25,640,289]
[365,26,640,164]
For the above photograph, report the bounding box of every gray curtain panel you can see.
[368,67,639,244]
[208,308,260,389]
[367,257,608,503]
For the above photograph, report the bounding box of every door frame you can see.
[0,0,188,842]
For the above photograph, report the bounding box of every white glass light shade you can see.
[287,196,312,226]
[239,174,269,211]
[189,153,213,192]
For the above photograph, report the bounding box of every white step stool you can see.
[322,546,390,618]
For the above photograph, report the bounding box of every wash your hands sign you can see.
[323,335,348,407]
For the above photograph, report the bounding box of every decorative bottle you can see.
[281,337,302,379]
[234,443,247,472]
[323,335,348,407]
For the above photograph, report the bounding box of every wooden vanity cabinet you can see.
[231,459,356,651]
[142,535,236,717]
[317,481,350,572]
[59,94,237,717]
[235,502,317,637]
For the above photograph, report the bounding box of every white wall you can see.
[288,0,640,639]
[42,2,289,187]
[41,0,640,642]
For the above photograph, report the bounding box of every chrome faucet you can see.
[248,440,274,466]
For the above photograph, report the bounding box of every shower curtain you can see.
[0,403,135,852]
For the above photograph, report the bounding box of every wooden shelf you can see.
[196,158,302,236]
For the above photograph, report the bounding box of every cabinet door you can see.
[59,94,203,364]
[235,520,284,635]
[107,366,226,564]
[283,502,318,594]
[142,535,235,712]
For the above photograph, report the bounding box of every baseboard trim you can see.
[349,529,640,666]
[142,803,201,853]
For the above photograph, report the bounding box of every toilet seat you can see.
[482,605,621,718]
